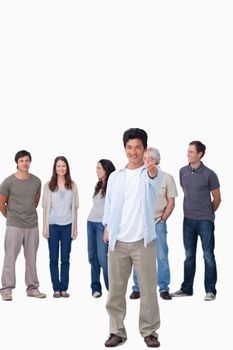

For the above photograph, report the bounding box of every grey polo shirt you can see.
[179,162,220,221]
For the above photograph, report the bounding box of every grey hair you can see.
[146,147,161,164]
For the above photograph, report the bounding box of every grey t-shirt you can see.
[87,191,105,223]
[0,173,41,228]
[180,162,220,221]
[49,189,72,225]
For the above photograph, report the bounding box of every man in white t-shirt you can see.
[103,128,164,348]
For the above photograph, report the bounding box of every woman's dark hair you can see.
[123,128,148,149]
[189,141,206,158]
[49,156,73,192]
[15,150,32,163]
[94,159,115,197]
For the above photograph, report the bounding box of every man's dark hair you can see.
[123,128,148,148]
[189,141,206,158]
[15,150,32,163]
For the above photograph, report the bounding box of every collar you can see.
[188,162,204,173]
[119,164,146,172]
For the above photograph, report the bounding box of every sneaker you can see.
[53,291,61,298]
[27,290,47,298]
[171,290,191,297]
[129,291,140,299]
[144,334,160,347]
[105,334,126,347]
[1,293,13,301]
[160,291,172,300]
[204,292,216,301]
[61,291,70,298]
[93,291,102,298]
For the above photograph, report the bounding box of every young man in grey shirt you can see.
[172,141,221,301]
[0,150,46,301]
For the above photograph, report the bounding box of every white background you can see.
[0,1,232,349]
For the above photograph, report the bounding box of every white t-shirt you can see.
[117,166,145,242]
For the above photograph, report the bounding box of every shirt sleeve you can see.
[42,183,48,208]
[74,183,79,208]
[166,174,178,198]
[179,168,183,187]
[102,172,113,226]
[0,178,10,196]
[37,179,42,193]
[209,171,220,191]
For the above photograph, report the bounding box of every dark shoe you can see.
[105,334,126,347]
[53,291,61,298]
[129,291,140,299]
[144,335,160,347]
[61,291,70,298]
[160,291,172,300]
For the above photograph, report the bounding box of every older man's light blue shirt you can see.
[103,165,164,251]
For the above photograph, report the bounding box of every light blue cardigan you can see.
[103,165,164,250]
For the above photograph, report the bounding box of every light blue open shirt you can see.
[103,165,164,251]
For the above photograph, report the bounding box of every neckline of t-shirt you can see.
[13,173,31,181]
[125,165,144,172]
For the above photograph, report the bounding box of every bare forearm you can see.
[0,204,7,217]
[161,199,175,221]
[212,199,221,212]
[35,192,41,208]
[211,188,221,212]
[161,208,173,221]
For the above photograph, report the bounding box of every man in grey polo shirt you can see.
[172,141,221,301]
[0,150,46,301]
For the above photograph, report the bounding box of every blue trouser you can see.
[181,217,217,295]
[87,221,109,293]
[48,224,72,292]
[132,222,170,293]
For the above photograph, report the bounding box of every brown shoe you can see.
[105,334,126,347]
[61,291,70,298]
[129,291,140,299]
[144,335,160,347]
[160,291,172,300]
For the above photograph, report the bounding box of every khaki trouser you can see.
[106,239,160,339]
[0,226,40,294]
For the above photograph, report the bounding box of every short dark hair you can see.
[15,150,32,163]
[123,128,148,148]
[189,141,206,158]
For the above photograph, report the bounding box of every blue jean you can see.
[181,217,217,295]
[48,224,72,292]
[132,222,170,293]
[87,221,108,293]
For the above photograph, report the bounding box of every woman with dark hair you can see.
[87,159,115,298]
[42,156,79,298]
